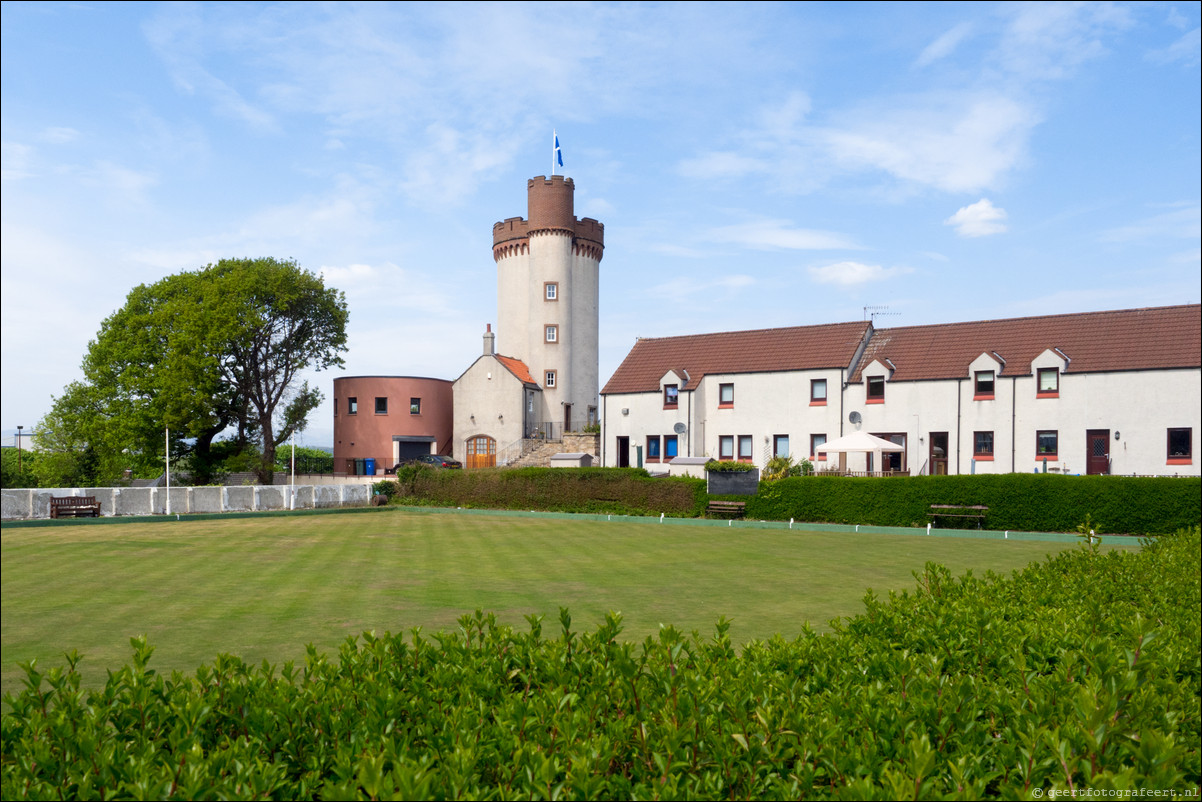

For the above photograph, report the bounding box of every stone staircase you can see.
[506,440,565,468]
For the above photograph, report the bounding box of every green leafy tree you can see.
[36,258,347,486]
[1,440,39,488]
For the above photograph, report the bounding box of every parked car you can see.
[413,454,463,469]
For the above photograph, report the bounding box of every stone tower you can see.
[492,176,604,435]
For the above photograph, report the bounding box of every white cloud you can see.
[821,95,1037,194]
[709,220,860,251]
[1,142,35,181]
[993,2,1133,80]
[648,274,756,297]
[42,127,81,144]
[915,22,974,68]
[1100,205,1201,242]
[945,198,1009,237]
[677,151,768,180]
[808,261,912,286]
[1147,27,1201,67]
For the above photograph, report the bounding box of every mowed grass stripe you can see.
[2,510,1137,695]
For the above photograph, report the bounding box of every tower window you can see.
[347,397,358,415]
[545,282,558,301]
[545,371,556,388]
[410,398,421,415]
[545,325,558,343]
[375,397,388,414]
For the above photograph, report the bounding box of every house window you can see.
[347,397,358,415]
[664,435,678,459]
[810,379,827,405]
[545,371,556,388]
[647,436,661,461]
[773,435,790,458]
[974,431,994,460]
[333,398,338,416]
[719,435,734,460]
[375,397,388,414]
[866,376,885,403]
[737,435,753,462]
[974,370,995,399]
[1038,368,1059,397]
[719,383,734,408]
[664,384,679,408]
[1167,428,1192,464]
[545,282,558,301]
[545,325,558,343]
[410,398,421,415]
[1036,430,1058,459]
[811,433,827,462]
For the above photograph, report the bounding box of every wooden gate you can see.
[465,435,496,469]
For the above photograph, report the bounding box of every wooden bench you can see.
[49,496,101,519]
[707,500,746,519]
[928,504,988,529]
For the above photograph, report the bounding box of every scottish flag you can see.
[554,132,563,170]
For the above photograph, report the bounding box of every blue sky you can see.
[3,1,1199,449]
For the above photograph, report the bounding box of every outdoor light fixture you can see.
[1115,431,1121,440]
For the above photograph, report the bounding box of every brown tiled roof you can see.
[850,304,1201,383]
[602,321,872,395]
[496,354,538,386]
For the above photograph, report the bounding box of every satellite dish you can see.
[673,422,688,434]
[849,411,862,425]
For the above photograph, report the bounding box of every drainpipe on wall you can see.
[956,378,963,475]
[687,389,693,456]
[1011,375,1017,473]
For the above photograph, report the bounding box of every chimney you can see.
[483,323,495,356]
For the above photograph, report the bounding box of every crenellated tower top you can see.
[492,175,604,262]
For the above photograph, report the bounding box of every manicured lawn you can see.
[0,509,1137,696]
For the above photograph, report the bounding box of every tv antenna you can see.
[864,305,900,325]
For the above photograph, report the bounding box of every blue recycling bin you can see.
[365,458,376,476]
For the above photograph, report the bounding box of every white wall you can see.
[603,366,1201,476]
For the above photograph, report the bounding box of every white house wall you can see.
[603,366,1200,476]
[452,358,529,460]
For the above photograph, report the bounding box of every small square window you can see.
[974,431,994,459]
[773,435,790,458]
[545,325,558,343]
[347,397,358,415]
[719,435,734,460]
[410,397,421,415]
[1168,428,1192,463]
[375,397,388,414]
[975,370,995,398]
[867,376,885,402]
[811,379,827,404]
[1038,368,1059,396]
[647,436,661,461]
[811,433,827,461]
[664,435,678,458]
[664,384,679,407]
[545,282,558,301]
[719,383,734,407]
[545,371,556,388]
[737,434,753,461]
[1036,430,1058,458]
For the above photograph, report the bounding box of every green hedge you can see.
[748,474,1201,534]
[5,528,1198,798]
[386,466,709,518]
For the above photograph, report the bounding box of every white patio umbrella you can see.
[816,430,905,473]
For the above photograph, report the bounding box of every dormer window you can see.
[974,370,995,400]
[866,376,885,403]
[663,384,679,408]
[1037,368,1059,397]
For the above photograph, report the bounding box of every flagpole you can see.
[552,129,557,176]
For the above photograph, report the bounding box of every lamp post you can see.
[16,425,23,474]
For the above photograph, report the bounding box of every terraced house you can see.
[599,304,1201,477]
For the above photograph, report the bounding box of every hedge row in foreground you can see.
[750,474,1201,534]
[4,528,1199,799]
